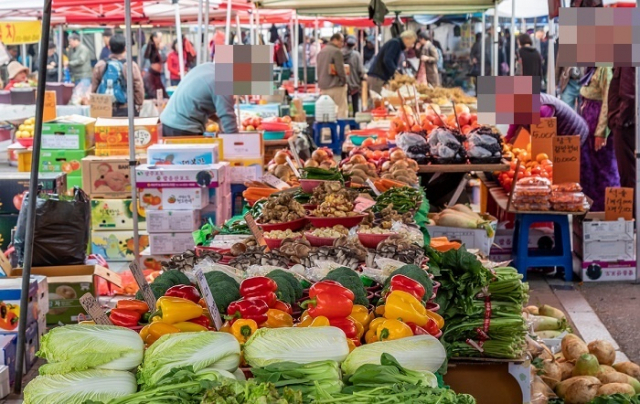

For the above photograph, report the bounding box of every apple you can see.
[13,192,25,211]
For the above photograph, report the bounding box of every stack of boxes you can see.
[218,133,264,217]
[573,212,636,282]
[137,144,230,256]
[94,117,160,157]
[40,115,96,190]
[0,173,67,251]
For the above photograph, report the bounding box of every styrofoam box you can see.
[427,218,497,256]
[37,312,47,342]
[149,233,195,255]
[146,210,201,233]
[139,188,210,211]
[489,227,555,255]
[146,144,219,165]
[573,213,635,262]
[577,260,636,282]
[32,275,48,316]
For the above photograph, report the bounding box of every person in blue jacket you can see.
[366,30,416,96]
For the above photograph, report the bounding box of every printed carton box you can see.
[139,247,170,271]
[147,144,219,165]
[138,188,210,210]
[41,115,96,150]
[95,117,161,152]
[135,163,227,189]
[146,210,201,233]
[39,149,94,177]
[82,155,146,198]
[91,231,150,261]
[0,277,38,332]
[90,199,147,230]
[0,172,67,214]
[148,233,195,255]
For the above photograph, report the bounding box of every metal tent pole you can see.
[314,16,319,83]
[293,12,299,91]
[225,0,232,44]
[21,44,28,70]
[510,0,516,75]
[250,10,254,45]
[547,19,555,93]
[58,25,63,82]
[481,13,486,76]
[236,13,241,44]
[14,0,51,392]
[635,4,640,284]
[124,0,140,288]
[196,0,203,65]
[204,0,210,61]
[374,25,379,54]
[174,0,185,78]
[493,0,499,76]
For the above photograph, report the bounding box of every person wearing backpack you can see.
[91,34,144,117]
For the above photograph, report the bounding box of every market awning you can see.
[485,0,549,18]
[254,0,496,15]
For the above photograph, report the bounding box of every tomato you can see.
[458,112,471,127]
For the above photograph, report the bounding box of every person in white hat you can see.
[4,61,29,90]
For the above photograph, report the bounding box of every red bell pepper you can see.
[301,293,353,319]
[309,280,355,302]
[423,319,440,336]
[389,275,425,301]
[273,300,293,315]
[165,285,201,303]
[240,277,278,299]
[188,315,212,329]
[350,338,362,347]
[109,308,141,327]
[225,299,269,324]
[405,322,429,336]
[329,317,358,339]
[247,292,277,308]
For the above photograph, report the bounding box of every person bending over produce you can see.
[160,62,238,136]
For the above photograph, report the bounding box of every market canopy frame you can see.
[253,0,497,15]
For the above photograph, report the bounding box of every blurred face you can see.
[48,48,55,56]
[103,36,111,46]
[69,39,79,48]
[13,71,27,83]
[332,36,344,48]
[402,36,416,49]
[153,33,162,46]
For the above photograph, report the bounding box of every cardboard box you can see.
[0,215,17,252]
[577,260,636,282]
[91,230,149,261]
[31,275,48,316]
[37,312,46,341]
[82,155,146,198]
[67,176,82,191]
[0,277,38,331]
[139,247,170,271]
[146,210,201,233]
[91,199,147,230]
[426,215,498,256]
[0,336,15,385]
[149,232,195,255]
[161,137,224,158]
[41,115,96,150]
[40,149,94,177]
[8,265,121,325]
[139,188,210,210]
[573,213,635,262]
[226,157,264,184]
[217,133,264,158]
[1,321,39,372]
[0,172,67,214]
[135,163,227,189]
[147,144,219,165]
[95,117,161,151]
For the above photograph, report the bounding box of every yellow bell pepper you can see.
[297,312,330,327]
[375,305,385,317]
[350,316,365,339]
[231,319,258,344]
[374,319,413,341]
[79,320,96,325]
[426,310,445,330]
[364,318,386,343]
[152,296,203,325]
[384,290,428,327]
[309,316,330,327]
[350,305,373,330]
[145,322,180,345]
[173,322,208,332]
[347,338,357,352]
[139,324,150,341]
[219,321,232,333]
[262,309,293,328]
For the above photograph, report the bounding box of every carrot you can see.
[242,187,278,200]
[381,179,407,189]
[374,180,389,193]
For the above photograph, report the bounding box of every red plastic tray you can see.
[304,232,338,247]
[357,232,393,249]
[257,217,307,232]
[306,214,366,228]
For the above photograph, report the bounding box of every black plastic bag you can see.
[14,187,90,267]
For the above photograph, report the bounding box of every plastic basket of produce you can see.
[357,232,394,249]
[350,135,377,146]
[257,217,307,232]
[17,138,33,148]
[306,214,366,228]
[304,232,338,247]
[263,131,286,140]
[300,179,331,194]
[262,122,290,131]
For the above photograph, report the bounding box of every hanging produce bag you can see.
[14,187,90,267]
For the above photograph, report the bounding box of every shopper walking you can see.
[317,33,348,119]
[99,28,113,61]
[517,33,543,78]
[416,32,439,87]
[557,67,582,111]
[579,67,619,211]
[167,40,182,86]
[366,30,417,95]
[362,36,375,69]
[342,35,366,115]
[608,67,636,192]
[46,41,59,83]
[160,63,238,136]
[91,34,144,117]
[65,33,92,85]
[143,32,167,99]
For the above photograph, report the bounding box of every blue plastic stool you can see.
[313,121,341,154]
[511,213,573,282]
[337,119,359,143]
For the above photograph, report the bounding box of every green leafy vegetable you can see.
[24,369,137,404]
[37,325,143,375]
[313,382,477,403]
[344,353,437,392]
[267,269,304,300]
[251,360,343,396]
[300,167,344,182]
[382,264,434,302]
[323,267,369,306]
[201,379,303,403]
[204,271,241,314]
[373,187,424,215]
[137,331,241,389]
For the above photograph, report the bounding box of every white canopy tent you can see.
[254,0,497,15]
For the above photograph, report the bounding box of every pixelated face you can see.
[214,45,275,96]
[476,76,541,125]
[558,7,640,67]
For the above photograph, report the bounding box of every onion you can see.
[274,151,288,165]
[312,149,328,162]
[562,334,589,362]
[350,154,367,165]
[390,150,406,163]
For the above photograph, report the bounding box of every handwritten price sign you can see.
[605,187,634,221]
[0,21,41,45]
[552,135,580,184]
[530,117,556,159]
